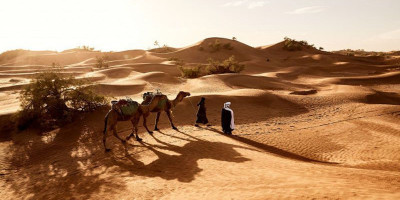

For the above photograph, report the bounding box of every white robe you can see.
[224,102,235,130]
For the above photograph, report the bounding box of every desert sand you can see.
[0,38,400,199]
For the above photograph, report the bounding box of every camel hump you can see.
[142,91,166,105]
[112,98,139,116]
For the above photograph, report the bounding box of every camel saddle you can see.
[111,98,139,118]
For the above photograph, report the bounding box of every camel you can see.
[103,100,146,152]
[141,91,191,133]
[102,91,190,152]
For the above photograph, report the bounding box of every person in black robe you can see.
[221,102,235,135]
[195,97,209,126]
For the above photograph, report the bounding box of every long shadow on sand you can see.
[205,127,338,164]
[7,109,125,199]
[111,129,254,183]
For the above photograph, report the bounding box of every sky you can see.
[0,0,399,53]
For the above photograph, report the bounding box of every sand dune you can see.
[0,37,400,199]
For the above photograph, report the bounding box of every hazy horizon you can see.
[1,0,399,53]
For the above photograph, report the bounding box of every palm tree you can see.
[232,37,237,41]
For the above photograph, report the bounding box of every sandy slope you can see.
[1,37,400,199]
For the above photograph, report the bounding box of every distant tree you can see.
[154,40,160,48]
[319,47,324,51]
[232,37,237,41]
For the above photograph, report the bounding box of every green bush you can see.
[168,57,184,66]
[206,55,245,74]
[178,66,201,78]
[177,56,244,78]
[96,55,109,68]
[208,40,222,52]
[16,71,107,130]
[208,40,234,52]
[77,45,95,51]
[283,37,315,51]
[223,43,234,50]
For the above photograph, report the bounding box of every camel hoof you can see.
[105,148,111,153]
[147,131,153,134]
[125,137,131,141]
[154,128,160,131]
[172,126,178,130]
[136,137,143,141]
[122,140,127,144]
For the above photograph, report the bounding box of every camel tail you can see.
[103,111,110,134]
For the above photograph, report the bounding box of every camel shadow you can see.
[112,129,252,183]
[6,109,125,199]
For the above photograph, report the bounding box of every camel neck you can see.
[172,94,182,107]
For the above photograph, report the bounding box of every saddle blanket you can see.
[111,99,139,116]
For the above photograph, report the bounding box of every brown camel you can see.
[103,100,147,152]
[141,91,191,133]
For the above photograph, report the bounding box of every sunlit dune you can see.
[0,37,400,199]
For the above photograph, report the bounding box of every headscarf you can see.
[198,97,205,106]
[224,102,235,129]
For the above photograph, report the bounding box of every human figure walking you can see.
[221,102,235,135]
[195,97,210,127]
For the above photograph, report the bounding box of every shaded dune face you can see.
[1,37,400,199]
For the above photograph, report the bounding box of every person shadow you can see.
[111,128,256,183]
[203,127,338,164]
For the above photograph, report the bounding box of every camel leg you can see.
[103,128,111,152]
[125,128,134,141]
[134,120,142,141]
[166,110,177,130]
[127,119,142,141]
[103,112,112,152]
[143,113,153,134]
[112,125,126,144]
[154,112,161,131]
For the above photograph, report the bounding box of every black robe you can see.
[221,108,233,133]
[196,99,208,124]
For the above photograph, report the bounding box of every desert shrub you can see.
[168,57,185,66]
[223,43,234,50]
[208,40,222,52]
[96,55,109,68]
[77,45,95,51]
[206,55,245,74]
[376,52,385,57]
[16,71,107,130]
[208,40,234,52]
[168,57,179,62]
[51,62,62,68]
[151,46,175,53]
[178,65,201,78]
[283,37,315,51]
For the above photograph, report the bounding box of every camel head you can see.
[177,91,191,101]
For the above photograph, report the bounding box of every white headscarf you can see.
[224,102,235,130]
